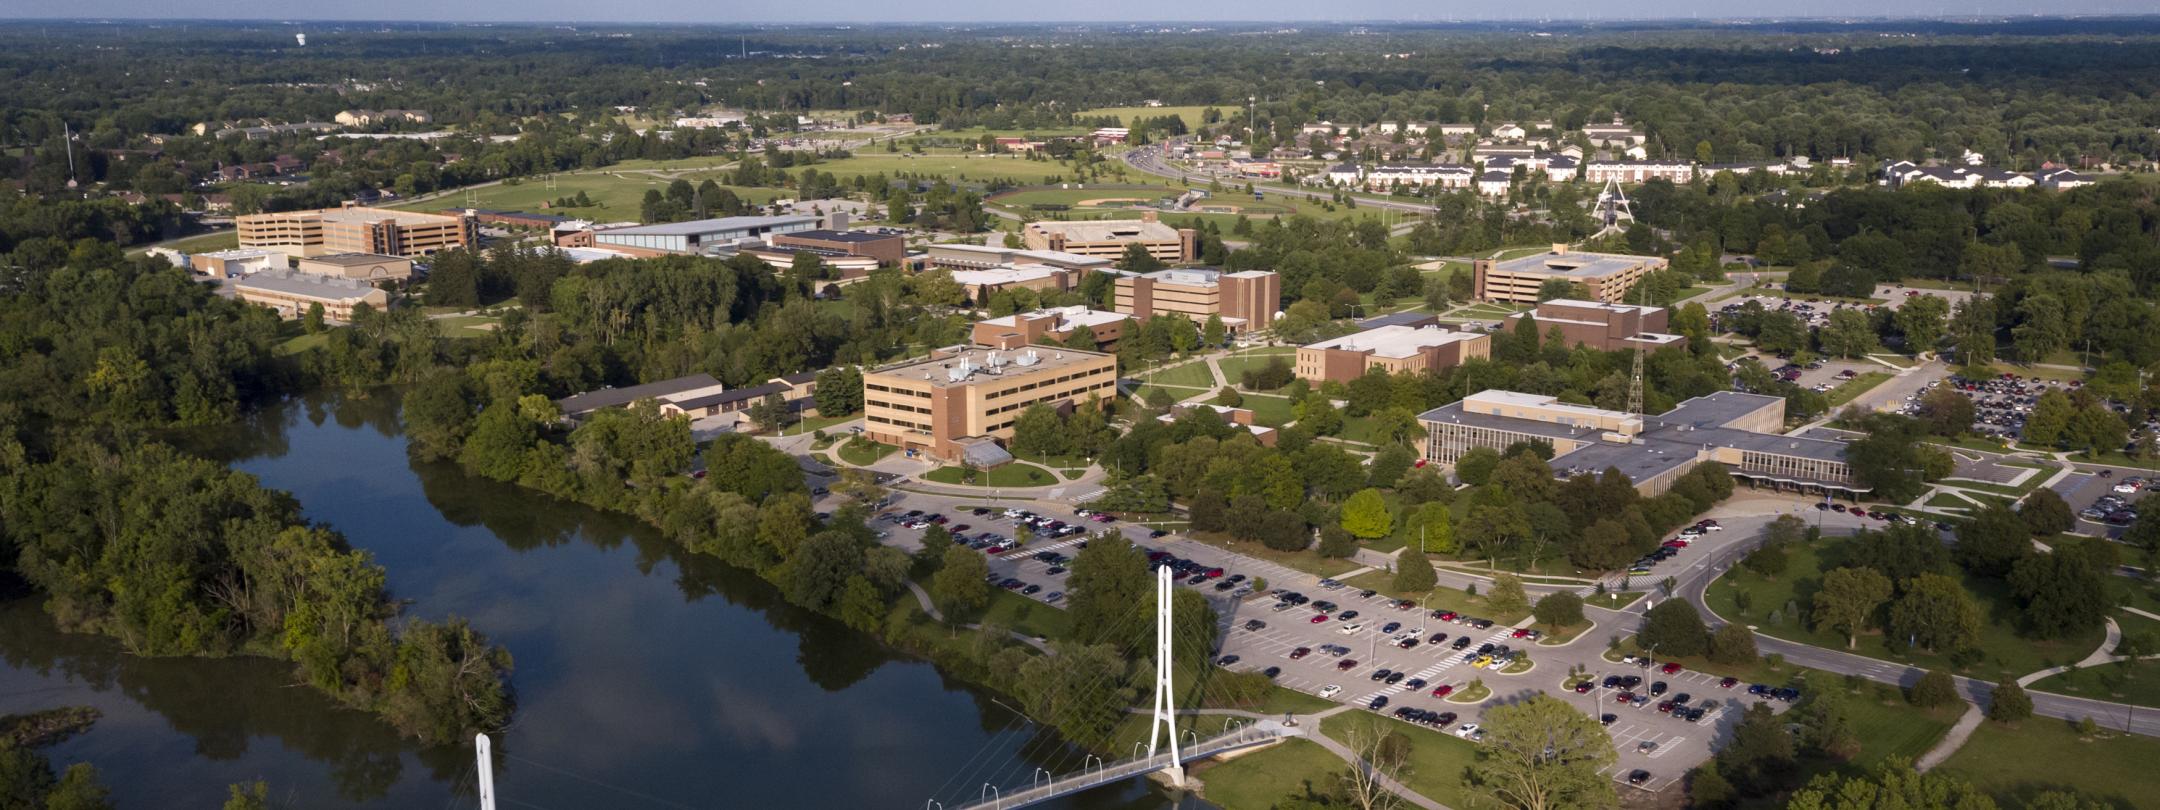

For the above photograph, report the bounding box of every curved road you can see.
[1670,519,2160,737]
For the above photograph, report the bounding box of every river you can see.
[0,392,1200,809]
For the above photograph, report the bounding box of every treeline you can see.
[0,249,513,746]
[0,444,514,744]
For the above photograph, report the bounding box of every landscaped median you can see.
[920,462,1058,487]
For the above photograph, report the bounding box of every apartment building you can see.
[1472,246,1667,306]
[1112,268,1280,332]
[238,204,476,258]
[1022,212,1196,263]
[1584,160,1697,185]
[971,307,1133,351]
[862,347,1118,463]
[1418,390,1861,496]
[335,109,432,127]
[295,253,415,283]
[1504,299,1687,352]
[232,270,391,321]
[1294,325,1491,384]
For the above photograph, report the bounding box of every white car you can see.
[2114,483,2140,495]
[1454,723,1481,739]
[1398,628,1425,640]
[1318,684,1343,699]
[1337,623,1364,635]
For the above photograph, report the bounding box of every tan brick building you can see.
[232,270,390,322]
[862,347,1118,462]
[1022,212,1196,263]
[295,253,415,283]
[1504,299,1687,352]
[1472,246,1666,305]
[769,229,907,265]
[971,307,1133,351]
[238,204,476,259]
[1112,268,1279,331]
[1295,325,1491,384]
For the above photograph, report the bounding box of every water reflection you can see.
[0,391,1201,809]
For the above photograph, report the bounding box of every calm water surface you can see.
[0,392,1205,810]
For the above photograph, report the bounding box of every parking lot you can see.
[2049,466,2155,538]
[836,488,1836,795]
[1726,348,1881,394]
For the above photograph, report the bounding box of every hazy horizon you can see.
[7,3,2158,24]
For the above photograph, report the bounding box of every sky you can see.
[12,1,2159,23]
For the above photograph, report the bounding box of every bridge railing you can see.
[945,722,1291,810]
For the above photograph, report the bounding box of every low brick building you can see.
[1505,299,1687,352]
[1295,324,1491,384]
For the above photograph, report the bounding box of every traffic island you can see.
[1443,680,1491,703]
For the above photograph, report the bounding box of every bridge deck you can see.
[947,722,1299,810]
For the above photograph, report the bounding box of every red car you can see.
[1437,611,1458,621]
[1662,662,1683,675]
[1310,614,1331,624]
[1337,659,1359,671]
[1720,676,1739,689]
[1511,628,1530,638]
[1657,700,1676,713]
[1290,647,1312,659]
[1574,681,1594,694]
[1663,539,1690,548]
[1431,684,1454,698]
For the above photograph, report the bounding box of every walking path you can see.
[905,582,1054,653]
[1305,729,1451,810]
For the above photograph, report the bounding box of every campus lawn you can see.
[1936,717,2160,809]
[1241,394,1297,428]
[160,229,238,254]
[978,588,1072,639]
[1138,358,1218,388]
[1825,371,1892,406]
[398,172,783,220]
[811,152,1082,185]
[2023,609,2160,708]
[1184,530,1360,579]
[836,438,899,466]
[1194,738,1344,810]
[985,185,1174,209]
[1703,537,2106,684]
[1319,712,1504,810]
[922,462,1058,487]
[1217,350,1297,384]
[783,411,862,437]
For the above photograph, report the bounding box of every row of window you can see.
[986,379,1117,418]
[867,399,928,415]
[867,413,931,431]
[984,368,1114,400]
[867,383,931,398]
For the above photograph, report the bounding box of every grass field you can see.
[837,438,899,466]
[159,230,238,254]
[396,172,786,221]
[1242,394,1296,428]
[1319,713,1503,810]
[977,588,1071,639]
[1184,530,1360,579]
[1075,105,1219,131]
[1196,738,1344,810]
[921,462,1058,487]
[1705,537,2106,683]
[2023,610,2160,708]
[1936,717,2160,809]
[1137,359,1218,388]
[1219,351,1296,385]
[1826,371,1893,407]
[987,186,1175,209]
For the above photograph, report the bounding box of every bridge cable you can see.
[935,597,1153,804]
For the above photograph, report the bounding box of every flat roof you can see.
[927,242,1115,268]
[1305,325,1481,359]
[599,215,819,237]
[948,265,1064,287]
[781,229,899,244]
[1540,299,1660,316]
[300,253,408,266]
[978,306,1130,330]
[670,381,785,411]
[1355,311,1442,330]
[869,346,1113,389]
[233,270,383,300]
[555,373,723,414]
[1491,250,1658,280]
[1027,219,1180,242]
[1423,388,1853,484]
[198,248,281,260]
[313,206,465,226]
